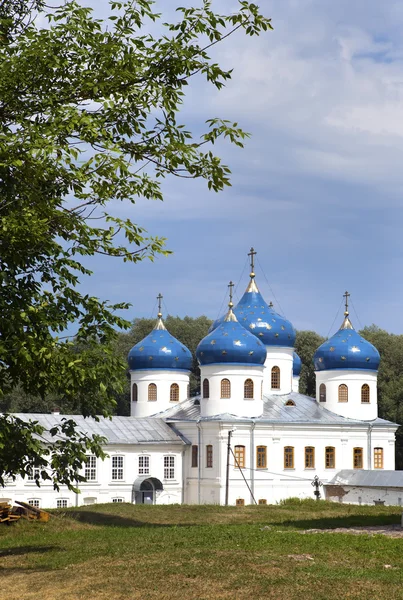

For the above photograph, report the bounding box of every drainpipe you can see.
[250,421,256,505]
[367,424,373,469]
[181,449,185,504]
[197,419,202,505]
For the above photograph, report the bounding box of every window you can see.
[112,498,124,503]
[191,445,198,468]
[338,384,348,403]
[284,446,294,469]
[353,448,363,469]
[132,382,138,402]
[83,497,97,505]
[285,399,295,406]
[85,456,97,481]
[271,366,280,389]
[258,499,267,505]
[305,447,315,469]
[234,445,245,468]
[203,378,210,399]
[206,445,213,468]
[236,498,245,506]
[361,384,370,403]
[164,456,175,480]
[325,447,335,469]
[187,384,190,399]
[244,378,254,399]
[28,499,40,508]
[220,378,231,398]
[112,456,124,480]
[319,383,326,402]
[374,447,384,469]
[138,455,150,475]
[27,468,40,482]
[148,383,157,401]
[57,499,68,508]
[170,383,179,402]
[256,446,267,469]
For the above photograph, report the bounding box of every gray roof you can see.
[12,413,188,445]
[326,470,403,488]
[160,392,398,427]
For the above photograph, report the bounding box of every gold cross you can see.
[228,281,234,308]
[343,290,350,315]
[157,293,163,318]
[248,247,257,277]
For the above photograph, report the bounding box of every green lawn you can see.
[0,500,402,600]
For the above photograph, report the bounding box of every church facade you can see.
[1,252,399,508]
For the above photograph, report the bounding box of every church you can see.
[2,250,399,509]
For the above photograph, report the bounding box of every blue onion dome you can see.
[128,315,192,372]
[210,278,296,347]
[196,307,266,367]
[293,352,302,376]
[314,313,380,372]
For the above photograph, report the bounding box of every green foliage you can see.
[295,330,326,397]
[0,0,272,486]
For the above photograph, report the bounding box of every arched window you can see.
[271,366,280,389]
[319,383,326,402]
[170,383,179,402]
[325,447,335,469]
[338,384,348,403]
[361,384,370,403]
[234,445,245,468]
[353,447,363,469]
[256,446,267,469]
[203,378,210,399]
[187,384,190,399]
[285,399,295,406]
[148,383,157,401]
[284,446,294,469]
[305,447,315,469]
[132,383,138,402]
[374,448,383,469]
[244,378,254,399]
[220,378,231,399]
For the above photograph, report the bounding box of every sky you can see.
[71,0,403,336]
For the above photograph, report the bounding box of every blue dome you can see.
[128,319,192,371]
[210,279,296,348]
[196,311,266,366]
[314,315,380,372]
[293,352,302,376]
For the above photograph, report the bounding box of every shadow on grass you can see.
[0,545,60,557]
[66,511,197,528]
[272,513,402,530]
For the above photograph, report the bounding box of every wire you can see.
[256,256,286,316]
[326,297,344,339]
[215,255,249,320]
[350,297,363,330]
[228,463,315,482]
[149,299,157,319]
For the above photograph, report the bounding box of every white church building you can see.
[1,251,399,508]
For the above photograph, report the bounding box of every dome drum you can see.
[263,347,294,396]
[315,370,378,421]
[130,370,190,418]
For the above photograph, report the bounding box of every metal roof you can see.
[12,413,188,445]
[326,470,403,488]
[160,392,398,427]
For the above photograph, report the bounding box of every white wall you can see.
[130,369,190,417]
[292,375,300,393]
[315,370,378,420]
[263,347,294,395]
[325,485,403,506]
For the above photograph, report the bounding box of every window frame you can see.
[112,498,124,503]
[206,445,213,468]
[84,455,97,481]
[353,447,363,469]
[234,445,245,469]
[284,446,294,469]
[305,446,315,469]
[57,499,68,508]
[220,378,231,399]
[27,467,41,482]
[191,445,198,468]
[138,455,150,475]
[319,383,326,402]
[374,447,384,469]
[170,382,179,402]
[236,498,245,506]
[258,499,267,505]
[256,446,267,469]
[132,382,138,402]
[202,378,210,399]
[325,446,336,469]
[163,455,175,480]
[338,384,348,403]
[244,378,254,399]
[271,366,280,390]
[111,455,124,481]
[28,499,40,508]
[361,384,370,403]
[148,383,157,401]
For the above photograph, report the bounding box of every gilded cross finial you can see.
[343,290,350,316]
[228,281,234,308]
[248,247,256,278]
[157,292,163,319]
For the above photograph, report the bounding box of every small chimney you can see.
[52,407,60,415]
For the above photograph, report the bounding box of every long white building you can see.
[1,253,399,508]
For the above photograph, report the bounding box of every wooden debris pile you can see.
[0,500,50,524]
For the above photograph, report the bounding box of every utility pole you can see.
[225,429,233,506]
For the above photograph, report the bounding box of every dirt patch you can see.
[302,524,403,538]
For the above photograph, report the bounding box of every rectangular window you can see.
[112,498,124,503]
[138,455,150,475]
[325,447,335,469]
[256,446,267,469]
[27,468,40,482]
[85,456,97,481]
[57,499,68,508]
[258,499,267,505]
[164,456,175,480]
[28,499,40,508]
[234,445,245,469]
[284,446,294,469]
[191,445,198,468]
[374,448,384,469]
[353,447,363,469]
[206,445,213,468]
[305,447,315,469]
[236,498,245,506]
[112,456,124,480]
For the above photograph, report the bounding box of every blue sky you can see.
[73,0,403,336]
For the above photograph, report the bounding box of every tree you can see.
[0,0,272,488]
[295,330,326,397]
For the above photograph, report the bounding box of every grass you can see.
[0,500,403,600]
